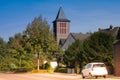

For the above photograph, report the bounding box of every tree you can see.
[63,31,115,74]
[63,40,87,72]
[84,32,115,66]
[0,37,10,71]
[24,16,59,71]
[8,33,34,71]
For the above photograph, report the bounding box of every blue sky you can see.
[0,0,120,41]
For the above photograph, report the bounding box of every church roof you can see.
[59,39,66,46]
[71,33,91,41]
[60,33,91,49]
[53,7,70,22]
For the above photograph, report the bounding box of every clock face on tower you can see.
[53,7,70,44]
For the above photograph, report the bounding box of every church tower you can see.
[53,7,70,44]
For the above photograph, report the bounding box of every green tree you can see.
[8,33,34,71]
[63,31,115,74]
[84,32,115,66]
[24,16,59,71]
[0,37,16,71]
[64,40,87,72]
[0,37,10,71]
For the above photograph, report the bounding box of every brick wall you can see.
[114,40,120,76]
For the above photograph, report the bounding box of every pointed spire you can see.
[53,7,70,22]
[56,7,66,19]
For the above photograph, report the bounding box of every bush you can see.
[14,68,28,73]
[55,68,66,73]
[31,70,47,73]
[47,69,54,73]
[44,62,51,70]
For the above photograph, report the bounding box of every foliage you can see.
[63,31,115,73]
[63,40,87,70]
[84,32,115,66]
[0,16,59,72]
[44,62,51,70]
[55,67,66,73]
[24,16,59,60]
[24,16,59,70]
[0,37,11,71]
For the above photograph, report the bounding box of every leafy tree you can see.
[64,40,87,72]
[63,31,115,74]
[24,16,59,70]
[0,16,60,72]
[84,32,115,66]
[0,37,14,71]
[8,33,34,71]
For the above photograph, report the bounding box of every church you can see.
[53,7,90,50]
[53,7,70,44]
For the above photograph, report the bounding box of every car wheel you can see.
[103,75,106,78]
[95,76,98,79]
[88,73,92,78]
[82,73,85,79]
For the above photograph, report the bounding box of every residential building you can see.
[99,25,120,39]
[113,40,120,76]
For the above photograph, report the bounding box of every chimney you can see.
[110,25,114,29]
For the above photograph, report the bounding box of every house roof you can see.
[99,25,120,39]
[53,7,70,22]
[70,33,91,41]
[113,39,120,45]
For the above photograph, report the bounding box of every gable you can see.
[61,33,90,50]
[61,34,76,50]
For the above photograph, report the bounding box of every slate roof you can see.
[59,33,91,47]
[53,7,70,22]
[99,25,120,39]
[59,39,66,46]
[70,33,91,41]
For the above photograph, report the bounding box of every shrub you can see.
[55,68,66,73]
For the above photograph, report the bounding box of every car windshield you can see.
[93,64,105,67]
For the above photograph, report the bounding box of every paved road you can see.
[0,73,120,80]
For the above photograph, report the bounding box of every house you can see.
[113,40,120,76]
[100,25,120,76]
[99,25,120,39]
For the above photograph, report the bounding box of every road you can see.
[0,73,120,80]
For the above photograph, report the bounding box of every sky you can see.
[1,0,120,41]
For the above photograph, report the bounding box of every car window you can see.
[93,64,105,67]
[86,64,92,69]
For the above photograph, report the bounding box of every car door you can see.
[83,63,92,76]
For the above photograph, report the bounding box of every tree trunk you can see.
[37,58,39,71]
[19,57,21,68]
[37,53,40,71]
